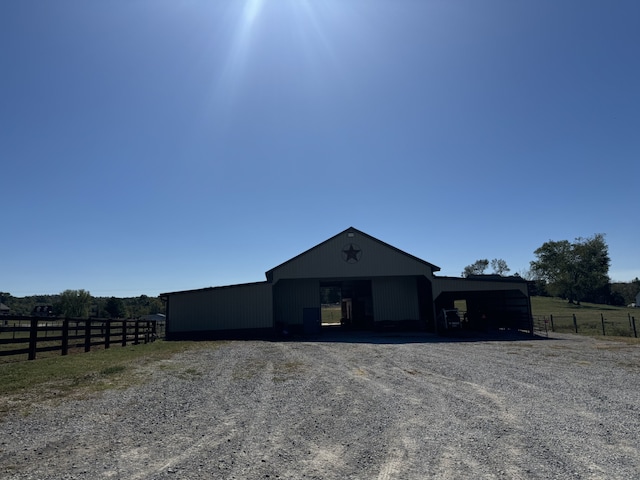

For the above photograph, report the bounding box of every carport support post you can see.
[573,314,578,333]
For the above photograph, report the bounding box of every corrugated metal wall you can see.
[273,279,320,327]
[372,276,420,322]
[168,282,273,333]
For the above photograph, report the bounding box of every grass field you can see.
[321,305,341,324]
[321,298,639,337]
[530,296,639,338]
[0,340,220,416]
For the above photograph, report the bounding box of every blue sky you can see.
[2,0,639,297]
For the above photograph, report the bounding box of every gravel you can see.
[1,331,639,479]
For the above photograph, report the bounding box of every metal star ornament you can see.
[341,244,362,263]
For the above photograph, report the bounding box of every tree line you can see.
[0,290,165,318]
[462,233,640,306]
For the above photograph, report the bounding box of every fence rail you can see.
[0,316,161,361]
[533,312,637,338]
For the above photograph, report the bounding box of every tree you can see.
[55,289,92,317]
[490,259,510,275]
[105,297,127,318]
[462,258,511,277]
[616,278,640,305]
[530,234,610,304]
[121,295,165,318]
[518,268,548,296]
[462,259,489,277]
[320,286,341,304]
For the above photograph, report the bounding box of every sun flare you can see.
[209,0,346,115]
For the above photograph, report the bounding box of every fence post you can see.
[62,317,69,356]
[573,314,578,333]
[550,314,554,332]
[105,320,111,349]
[601,313,606,336]
[122,320,127,347]
[28,318,38,361]
[134,320,140,345]
[633,317,637,339]
[84,319,91,352]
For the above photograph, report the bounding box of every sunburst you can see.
[212,0,265,111]
[207,0,349,117]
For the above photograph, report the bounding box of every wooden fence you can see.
[0,316,160,361]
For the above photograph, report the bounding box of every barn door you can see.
[303,307,321,334]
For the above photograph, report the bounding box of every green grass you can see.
[531,296,640,339]
[0,340,220,417]
[321,306,341,324]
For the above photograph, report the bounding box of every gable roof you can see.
[266,226,440,282]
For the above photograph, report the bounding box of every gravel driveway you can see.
[1,331,639,479]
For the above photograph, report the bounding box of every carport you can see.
[432,276,533,333]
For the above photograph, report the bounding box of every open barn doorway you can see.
[320,280,374,330]
[320,285,342,327]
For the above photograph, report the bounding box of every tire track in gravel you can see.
[104,345,277,479]
[161,343,297,479]
[312,340,538,479]
[302,341,439,479]
[412,344,552,479]
[2,334,640,479]
[117,350,251,479]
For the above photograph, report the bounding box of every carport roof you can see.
[441,274,529,283]
[265,226,440,281]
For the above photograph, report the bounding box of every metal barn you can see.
[161,227,532,339]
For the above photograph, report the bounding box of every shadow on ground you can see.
[278,327,551,345]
